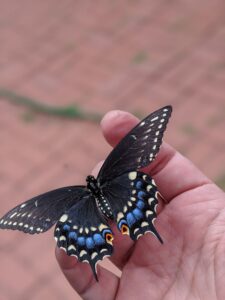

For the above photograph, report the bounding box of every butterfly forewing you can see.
[0,186,87,234]
[98,106,172,184]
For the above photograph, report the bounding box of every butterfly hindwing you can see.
[54,194,114,280]
[0,186,87,234]
[98,106,172,184]
[102,171,162,242]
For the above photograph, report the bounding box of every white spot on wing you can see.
[148,198,155,205]
[123,206,128,213]
[68,245,76,251]
[134,228,139,234]
[151,116,159,122]
[146,185,152,192]
[141,221,149,227]
[98,224,108,231]
[146,210,153,217]
[100,248,108,253]
[79,250,87,258]
[91,252,98,260]
[10,213,17,219]
[117,212,124,221]
[128,172,137,180]
[60,214,68,223]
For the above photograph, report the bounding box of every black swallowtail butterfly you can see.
[0,106,172,280]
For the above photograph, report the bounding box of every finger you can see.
[101,110,139,146]
[55,247,119,300]
[101,110,211,201]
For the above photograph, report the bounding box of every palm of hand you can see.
[56,111,225,300]
[119,177,225,300]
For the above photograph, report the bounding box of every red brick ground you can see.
[0,1,225,299]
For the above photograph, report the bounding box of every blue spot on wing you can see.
[137,191,146,200]
[93,233,105,245]
[136,200,145,210]
[77,236,85,246]
[135,180,143,189]
[126,212,136,227]
[86,237,95,249]
[133,208,143,220]
[69,231,77,240]
[63,224,70,231]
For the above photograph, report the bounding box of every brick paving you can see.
[0,0,225,299]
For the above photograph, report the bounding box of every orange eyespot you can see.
[106,233,114,244]
[121,224,129,235]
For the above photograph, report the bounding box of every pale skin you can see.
[55,110,225,300]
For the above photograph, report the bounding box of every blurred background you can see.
[0,1,225,299]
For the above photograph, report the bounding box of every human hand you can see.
[56,110,225,300]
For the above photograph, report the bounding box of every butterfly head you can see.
[86,175,99,195]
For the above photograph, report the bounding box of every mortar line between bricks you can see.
[115,7,225,106]
[47,0,166,79]
[2,1,79,87]
[4,0,75,60]
[7,0,166,90]
[1,125,101,198]
[173,56,225,108]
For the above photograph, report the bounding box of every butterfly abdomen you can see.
[86,175,113,219]
[96,193,113,220]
